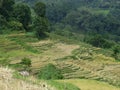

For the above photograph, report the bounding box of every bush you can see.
[20,58,31,67]
[8,21,24,30]
[38,63,63,80]
[86,35,113,48]
[112,45,120,60]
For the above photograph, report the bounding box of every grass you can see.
[59,79,120,90]
[8,36,39,53]
[47,80,80,90]
[0,67,55,90]
[13,69,80,90]
[0,32,120,89]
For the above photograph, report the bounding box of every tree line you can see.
[0,0,49,39]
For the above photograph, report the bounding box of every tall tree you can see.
[33,17,49,39]
[0,0,15,19]
[13,3,31,31]
[33,2,50,38]
[34,2,46,17]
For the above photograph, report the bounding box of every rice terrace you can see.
[0,0,120,90]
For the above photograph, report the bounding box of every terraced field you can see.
[59,79,120,90]
[0,33,120,89]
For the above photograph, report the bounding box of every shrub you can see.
[86,35,113,48]
[38,63,63,80]
[20,58,31,67]
[8,21,24,30]
[112,45,120,60]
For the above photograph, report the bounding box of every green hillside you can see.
[0,0,120,90]
[0,32,120,88]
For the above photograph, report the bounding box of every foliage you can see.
[0,14,7,30]
[34,2,46,17]
[64,8,92,30]
[112,45,120,60]
[13,3,31,30]
[8,21,24,30]
[20,57,31,67]
[47,80,80,90]
[33,2,50,39]
[0,0,120,49]
[0,0,15,19]
[33,16,49,39]
[38,63,63,80]
[86,35,113,48]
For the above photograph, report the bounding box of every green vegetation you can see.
[33,2,50,39]
[85,35,114,48]
[38,64,63,80]
[59,79,120,90]
[34,2,46,17]
[112,45,120,60]
[47,80,80,90]
[0,0,120,90]
[8,58,31,71]
[13,3,31,31]
[0,59,10,66]
[0,0,50,39]
[20,57,31,67]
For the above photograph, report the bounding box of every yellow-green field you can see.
[59,79,120,90]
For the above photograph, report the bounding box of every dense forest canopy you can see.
[0,0,120,47]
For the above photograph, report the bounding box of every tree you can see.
[33,17,49,39]
[34,2,46,17]
[13,3,31,31]
[33,2,50,39]
[0,14,7,29]
[64,8,92,30]
[0,0,15,19]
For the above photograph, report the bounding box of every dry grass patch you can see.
[0,67,55,90]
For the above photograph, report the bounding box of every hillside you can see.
[0,0,120,90]
[0,32,120,90]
